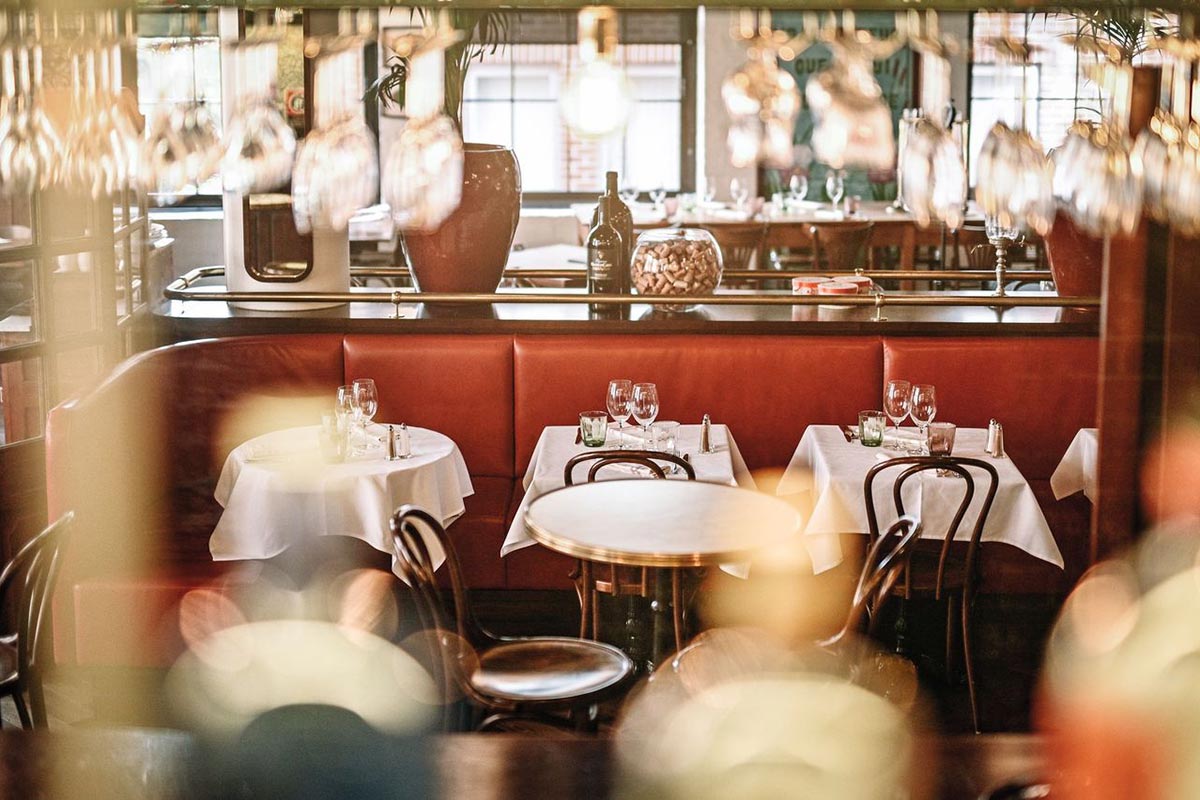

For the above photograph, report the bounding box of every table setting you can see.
[777,378,1062,574]
[501,379,754,557]
[211,378,473,577]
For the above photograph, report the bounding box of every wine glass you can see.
[334,384,355,444]
[825,170,845,212]
[909,384,938,454]
[703,177,717,205]
[883,379,912,434]
[607,379,633,447]
[649,186,667,212]
[730,178,750,210]
[620,185,638,205]
[631,383,660,439]
[788,173,808,209]
[352,378,378,431]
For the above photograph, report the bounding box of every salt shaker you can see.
[397,423,412,459]
[992,423,1007,459]
[386,424,398,461]
[986,419,999,456]
[700,414,713,454]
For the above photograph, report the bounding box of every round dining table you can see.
[524,479,802,659]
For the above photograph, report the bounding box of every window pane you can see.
[0,261,37,347]
[0,358,43,445]
[42,189,94,243]
[49,262,99,337]
[0,196,33,252]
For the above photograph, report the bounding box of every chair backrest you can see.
[818,515,922,651]
[762,222,815,252]
[3,512,73,681]
[810,222,874,270]
[390,505,490,722]
[563,449,695,485]
[863,456,999,599]
[701,223,766,271]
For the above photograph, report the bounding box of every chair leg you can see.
[961,592,980,734]
[13,692,32,730]
[944,595,957,684]
[671,570,685,654]
[28,679,48,728]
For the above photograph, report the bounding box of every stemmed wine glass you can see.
[825,170,845,213]
[619,185,638,205]
[703,177,717,205]
[335,384,355,444]
[787,173,808,210]
[631,383,660,440]
[607,379,633,448]
[649,186,667,213]
[909,384,938,454]
[730,178,750,211]
[352,378,378,436]
[883,379,912,434]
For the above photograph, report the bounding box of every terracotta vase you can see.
[402,144,521,294]
[1044,211,1104,299]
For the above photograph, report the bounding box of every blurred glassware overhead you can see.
[221,32,296,195]
[897,13,965,228]
[805,12,901,172]
[560,6,635,140]
[0,12,64,196]
[381,18,464,232]
[974,16,1055,238]
[62,14,140,198]
[1053,52,1143,237]
[1151,32,1200,235]
[722,11,802,169]
[291,33,377,234]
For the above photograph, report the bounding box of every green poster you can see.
[768,12,914,203]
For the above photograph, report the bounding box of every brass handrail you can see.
[344,266,1053,282]
[163,267,1099,314]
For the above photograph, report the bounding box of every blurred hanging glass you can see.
[805,13,899,173]
[62,14,141,198]
[974,22,1055,237]
[292,38,378,234]
[222,36,295,195]
[381,23,463,232]
[721,14,801,170]
[0,13,64,196]
[138,34,222,203]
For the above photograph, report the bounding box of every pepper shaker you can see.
[700,414,713,454]
[986,419,999,456]
[992,423,1007,459]
[386,424,398,461]
[398,423,412,459]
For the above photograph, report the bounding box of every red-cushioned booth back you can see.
[882,337,1098,479]
[342,335,515,478]
[47,335,346,664]
[512,335,884,473]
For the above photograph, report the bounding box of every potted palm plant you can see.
[368,10,521,294]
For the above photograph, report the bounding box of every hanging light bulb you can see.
[381,33,464,232]
[559,6,635,139]
[721,39,800,169]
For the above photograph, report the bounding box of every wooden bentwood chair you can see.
[0,512,73,729]
[810,221,875,271]
[563,450,695,647]
[390,506,634,732]
[864,456,999,733]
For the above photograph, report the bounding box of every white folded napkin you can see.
[243,435,318,462]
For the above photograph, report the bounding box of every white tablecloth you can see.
[212,425,474,576]
[777,425,1062,573]
[1050,428,1099,503]
[501,423,753,556]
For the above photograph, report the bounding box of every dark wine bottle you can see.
[591,171,633,292]
[587,194,624,318]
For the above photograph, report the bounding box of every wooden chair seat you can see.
[902,548,967,596]
[471,637,633,704]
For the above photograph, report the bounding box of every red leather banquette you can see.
[46,333,1097,667]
